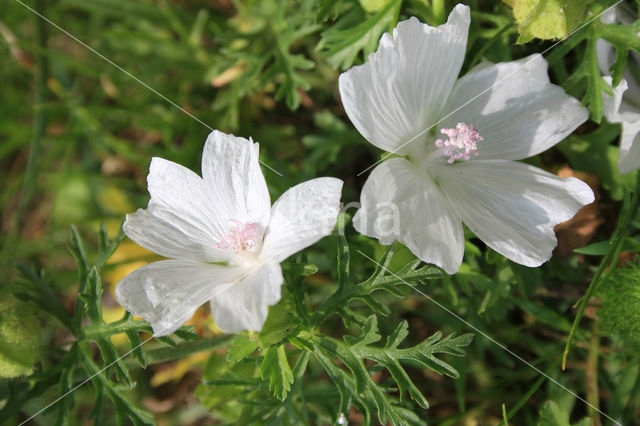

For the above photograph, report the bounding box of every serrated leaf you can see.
[312,314,473,423]
[318,0,401,70]
[260,345,294,401]
[343,315,381,346]
[385,320,409,349]
[84,267,104,323]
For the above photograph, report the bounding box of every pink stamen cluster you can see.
[435,123,483,164]
[216,220,260,253]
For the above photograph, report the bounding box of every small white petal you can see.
[596,38,615,76]
[618,115,640,173]
[262,177,343,263]
[602,76,628,124]
[209,261,283,333]
[438,160,594,267]
[201,130,271,231]
[339,5,470,154]
[601,77,640,173]
[353,158,464,274]
[115,260,248,336]
[438,54,588,161]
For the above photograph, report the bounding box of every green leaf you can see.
[505,0,593,43]
[538,400,569,426]
[311,244,441,327]
[227,335,260,363]
[310,314,473,424]
[537,400,589,426]
[281,262,319,277]
[316,0,343,22]
[259,292,303,347]
[359,0,393,13]
[260,345,294,401]
[574,237,640,255]
[96,222,126,270]
[0,296,40,378]
[318,0,401,70]
[514,299,572,332]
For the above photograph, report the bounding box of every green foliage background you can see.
[1,0,640,424]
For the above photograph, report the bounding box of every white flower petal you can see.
[201,130,271,230]
[438,54,588,161]
[261,177,343,263]
[596,38,615,76]
[353,158,464,274]
[124,206,230,262]
[209,261,283,333]
[438,160,594,267]
[127,157,234,261]
[618,114,640,173]
[601,77,640,173]
[115,260,248,336]
[338,5,470,154]
[602,76,628,124]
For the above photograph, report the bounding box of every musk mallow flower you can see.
[115,131,343,336]
[339,4,595,274]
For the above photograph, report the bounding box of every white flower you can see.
[115,131,343,336]
[339,4,594,274]
[597,7,640,174]
[600,76,640,174]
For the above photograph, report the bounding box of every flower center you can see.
[434,123,483,164]
[216,220,261,254]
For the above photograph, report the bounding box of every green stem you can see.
[431,0,446,25]
[81,318,150,339]
[586,321,601,426]
[563,172,640,369]
[506,375,545,420]
[141,335,233,364]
